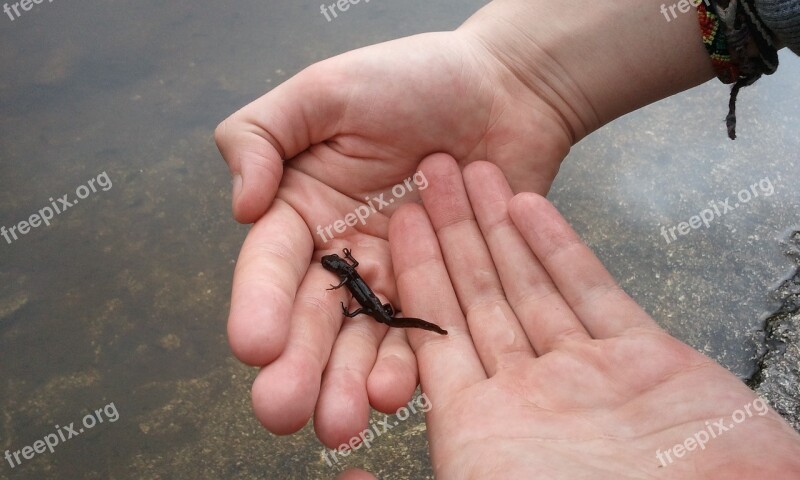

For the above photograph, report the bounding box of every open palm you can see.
[424,334,798,478]
[215,30,571,446]
[387,156,800,479]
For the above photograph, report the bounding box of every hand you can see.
[388,155,800,478]
[215,29,572,447]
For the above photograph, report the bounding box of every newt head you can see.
[321,252,350,273]
[321,253,342,270]
[322,248,358,274]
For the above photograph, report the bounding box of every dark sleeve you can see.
[755,0,800,55]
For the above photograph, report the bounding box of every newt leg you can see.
[341,302,364,318]
[342,248,359,268]
[327,278,349,290]
[382,303,395,316]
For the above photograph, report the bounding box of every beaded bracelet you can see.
[697,0,779,139]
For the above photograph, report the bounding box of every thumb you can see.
[215,61,349,223]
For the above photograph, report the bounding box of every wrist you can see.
[458,0,716,142]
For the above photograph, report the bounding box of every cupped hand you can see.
[214,30,571,446]
[389,154,800,479]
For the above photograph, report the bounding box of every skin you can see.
[216,0,722,448]
[336,155,800,479]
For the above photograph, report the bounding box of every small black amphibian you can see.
[321,248,447,335]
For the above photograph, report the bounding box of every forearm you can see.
[459,0,716,141]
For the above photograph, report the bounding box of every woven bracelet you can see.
[698,0,779,139]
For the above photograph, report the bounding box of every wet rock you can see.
[751,311,800,431]
[750,232,800,431]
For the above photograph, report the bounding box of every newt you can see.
[321,248,447,335]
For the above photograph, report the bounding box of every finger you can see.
[314,246,415,446]
[389,204,486,401]
[508,193,660,338]
[463,161,590,354]
[215,62,349,223]
[367,328,419,414]
[335,469,377,480]
[313,301,388,449]
[228,200,313,365]
[250,261,350,434]
[418,154,535,374]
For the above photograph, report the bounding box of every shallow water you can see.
[1,0,798,478]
